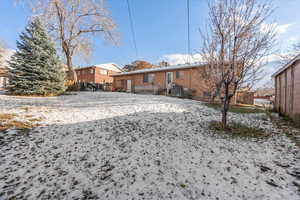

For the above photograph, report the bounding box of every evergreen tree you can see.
[9,17,65,96]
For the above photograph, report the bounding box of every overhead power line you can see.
[126,0,139,58]
[187,0,191,63]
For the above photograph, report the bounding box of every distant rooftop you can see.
[76,63,122,72]
[112,62,205,76]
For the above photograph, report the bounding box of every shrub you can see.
[292,114,300,128]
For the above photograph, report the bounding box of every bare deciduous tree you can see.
[278,42,300,64]
[200,0,276,127]
[20,0,119,81]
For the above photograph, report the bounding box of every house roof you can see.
[76,63,122,72]
[111,63,205,76]
[272,53,300,78]
[94,63,122,72]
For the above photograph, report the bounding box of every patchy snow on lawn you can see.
[0,92,299,200]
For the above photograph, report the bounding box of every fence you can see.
[67,82,112,92]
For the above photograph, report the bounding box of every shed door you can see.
[127,80,132,92]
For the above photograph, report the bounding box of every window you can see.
[176,71,184,79]
[90,69,94,74]
[100,69,108,75]
[143,73,155,83]
[77,71,81,75]
[120,80,126,88]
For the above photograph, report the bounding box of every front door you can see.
[166,72,173,87]
[127,80,132,92]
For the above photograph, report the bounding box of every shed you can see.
[272,54,300,117]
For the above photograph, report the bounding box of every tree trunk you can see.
[63,46,77,82]
[210,83,221,103]
[66,56,77,82]
[221,84,230,128]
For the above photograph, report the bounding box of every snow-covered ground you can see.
[0,92,299,200]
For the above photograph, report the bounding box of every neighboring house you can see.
[235,90,255,105]
[75,63,122,84]
[254,88,275,99]
[0,67,8,89]
[112,63,254,104]
[272,54,300,117]
[0,49,14,89]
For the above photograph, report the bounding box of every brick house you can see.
[112,63,205,96]
[76,63,122,84]
[0,49,13,89]
[0,67,8,89]
[272,54,300,117]
[112,63,254,104]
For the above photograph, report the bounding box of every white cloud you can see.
[162,53,287,66]
[260,54,282,63]
[260,23,292,34]
[276,24,292,34]
[161,53,204,65]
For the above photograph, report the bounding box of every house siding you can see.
[0,68,8,89]
[113,65,254,104]
[113,67,216,99]
[294,63,300,114]
[274,60,300,117]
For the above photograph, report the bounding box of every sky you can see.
[0,0,300,87]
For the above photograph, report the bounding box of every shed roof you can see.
[272,53,300,77]
[111,63,205,77]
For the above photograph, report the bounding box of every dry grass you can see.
[205,103,265,114]
[24,114,35,118]
[28,117,43,122]
[20,106,33,112]
[0,113,42,132]
[0,113,17,121]
[209,121,268,139]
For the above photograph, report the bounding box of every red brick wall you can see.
[76,67,120,84]
[113,67,211,97]
[76,67,95,83]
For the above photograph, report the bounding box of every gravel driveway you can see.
[0,92,299,200]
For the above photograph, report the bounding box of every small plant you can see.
[292,114,300,128]
[209,121,267,139]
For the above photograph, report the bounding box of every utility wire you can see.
[187,0,191,63]
[126,0,139,58]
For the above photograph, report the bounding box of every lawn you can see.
[0,92,299,200]
[204,102,266,113]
